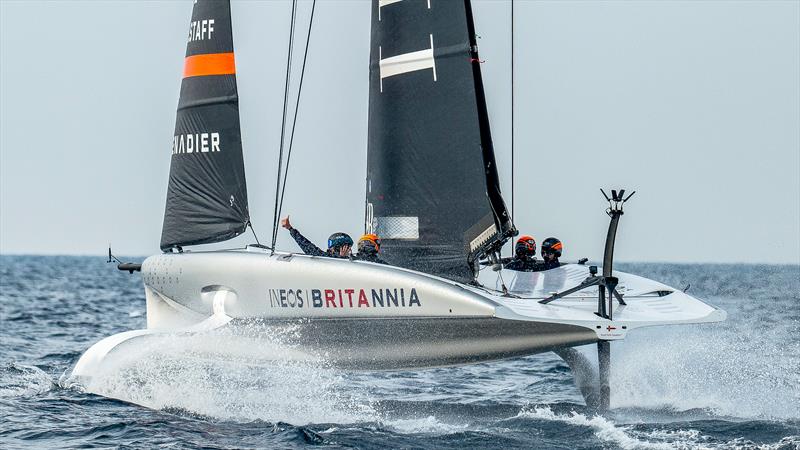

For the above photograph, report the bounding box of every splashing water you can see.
[605,264,800,420]
[0,364,54,399]
[68,323,379,425]
[2,257,798,448]
[611,320,800,419]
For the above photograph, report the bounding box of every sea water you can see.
[1,255,798,449]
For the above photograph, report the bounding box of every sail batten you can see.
[366,0,515,283]
[160,0,249,251]
[378,34,436,91]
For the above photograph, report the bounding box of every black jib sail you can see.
[365,0,516,283]
[160,0,250,251]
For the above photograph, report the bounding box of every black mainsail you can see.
[365,0,516,283]
[160,0,249,251]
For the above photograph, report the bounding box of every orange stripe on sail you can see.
[183,52,236,78]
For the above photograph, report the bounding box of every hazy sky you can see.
[1,0,798,264]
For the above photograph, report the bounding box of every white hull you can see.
[73,247,724,376]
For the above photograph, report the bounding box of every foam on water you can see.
[0,364,54,398]
[519,406,676,449]
[64,322,493,435]
[67,324,378,425]
[516,406,800,449]
[383,416,470,434]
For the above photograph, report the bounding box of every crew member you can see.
[539,237,563,270]
[355,233,388,264]
[504,235,539,271]
[281,216,353,258]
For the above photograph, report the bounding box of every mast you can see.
[160,0,250,251]
[464,0,516,256]
[365,0,516,283]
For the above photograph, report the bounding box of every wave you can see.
[0,364,54,398]
[516,405,799,450]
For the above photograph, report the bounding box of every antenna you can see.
[601,188,636,216]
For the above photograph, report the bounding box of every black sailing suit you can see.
[505,257,561,272]
[289,228,346,259]
[504,257,540,272]
[537,259,561,271]
[355,253,388,265]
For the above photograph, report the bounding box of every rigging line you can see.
[271,0,300,252]
[510,0,515,223]
[276,0,316,230]
[248,221,262,246]
[510,0,515,258]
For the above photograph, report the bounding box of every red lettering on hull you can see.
[358,289,370,307]
[325,289,336,307]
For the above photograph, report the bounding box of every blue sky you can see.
[1,0,798,264]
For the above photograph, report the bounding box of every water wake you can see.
[517,406,799,450]
[519,405,675,449]
[610,307,800,420]
[0,364,54,398]
[65,323,378,425]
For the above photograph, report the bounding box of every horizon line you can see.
[0,251,798,267]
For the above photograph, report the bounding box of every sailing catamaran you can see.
[74,0,725,410]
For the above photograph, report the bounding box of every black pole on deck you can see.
[543,189,636,412]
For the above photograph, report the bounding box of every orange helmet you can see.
[358,233,381,255]
[515,235,536,258]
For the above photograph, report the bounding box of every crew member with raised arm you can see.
[280,216,353,258]
[504,235,539,271]
[355,233,388,264]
